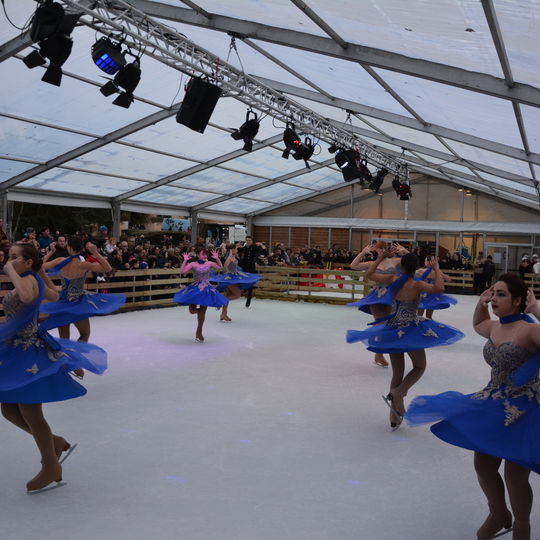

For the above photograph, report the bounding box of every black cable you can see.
[1,0,32,31]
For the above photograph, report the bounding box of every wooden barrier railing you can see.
[524,273,540,294]
[0,266,481,319]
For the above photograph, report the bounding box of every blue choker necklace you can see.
[197,259,206,264]
[499,313,534,324]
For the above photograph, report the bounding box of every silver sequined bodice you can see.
[482,340,536,388]
[386,299,420,328]
[192,265,211,287]
[225,260,238,274]
[60,276,85,302]
[3,291,28,321]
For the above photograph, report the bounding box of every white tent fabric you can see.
[0,0,539,217]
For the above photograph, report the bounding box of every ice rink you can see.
[1,295,538,540]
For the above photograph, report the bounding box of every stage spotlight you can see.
[231,110,260,152]
[282,122,301,159]
[292,137,315,168]
[328,143,338,154]
[392,176,412,200]
[92,37,126,75]
[465,189,473,197]
[370,167,388,193]
[100,59,141,109]
[335,149,371,183]
[22,1,79,87]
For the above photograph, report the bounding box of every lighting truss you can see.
[62,0,408,179]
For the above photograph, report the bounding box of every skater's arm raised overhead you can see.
[473,286,495,337]
[179,253,193,274]
[208,250,223,270]
[79,243,113,274]
[365,248,397,284]
[416,257,444,294]
[525,288,540,321]
[38,266,59,302]
[349,244,377,271]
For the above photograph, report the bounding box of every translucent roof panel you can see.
[283,168,342,190]
[121,120,235,163]
[151,17,314,92]
[251,41,414,118]
[63,143,195,182]
[0,0,35,43]
[521,105,540,155]
[0,59,161,136]
[246,183,313,203]
[171,169,267,193]
[495,2,540,88]
[174,0,325,36]
[305,0,503,77]
[20,169,147,197]
[477,172,538,196]
[206,198,273,213]
[130,186,217,206]
[1,116,93,162]
[442,140,532,180]
[224,147,309,178]
[0,159,36,182]
[372,68,524,147]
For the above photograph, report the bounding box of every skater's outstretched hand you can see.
[525,288,540,319]
[479,286,494,308]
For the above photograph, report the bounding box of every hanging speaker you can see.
[176,78,222,133]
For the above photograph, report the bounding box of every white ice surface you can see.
[1,295,538,540]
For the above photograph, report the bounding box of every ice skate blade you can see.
[373,360,389,368]
[382,394,403,421]
[489,527,513,539]
[59,443,78,465]
[27,481,66,494]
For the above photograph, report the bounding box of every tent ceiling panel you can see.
[206,198,273,214]
[0,159,35,182]
[280,168,342,190]
[171,0,326,36]
[151,16,315,91]
[222,146,312,177]
[62,142,196,182]
[477,172,538,196]
[1,116,93,162]
[365,118,451,153]
[372,67,524,148]
[304,0,503,78]
[521,105,540,154]
[171,169,268,193]
[130,185,217,205]
[19,169,147,197]
[120,120,236,162]
[245,183,313,204]
[0,58,161,135]
[495,1,540,88]
[442,139,533,179]
[250,40,414,117]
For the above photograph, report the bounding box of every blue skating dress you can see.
[210,259,261,292]
[418,275,457,311]
[39,256,126,330]
[173,264,228,308]
[0,272,107,404]
[348,264,401,314]
[346,275,464,353]
[405,334,540,474]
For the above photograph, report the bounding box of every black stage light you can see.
[335,149,363,182]
[230,110,260,152]
[392,177,412,200]
[328,143,338,154]
[282,122,301,159]
[22,1,79,87]
[92,37,126,75]
[358,158,373,183]
[292,136,315,168]
[370,167,388,193]
[100,59,141,109]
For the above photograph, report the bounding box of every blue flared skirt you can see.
[405,390,540,474]
[173,283,228,308]
[40,292,126,330]
[348,284,393,314]
[418,292,457,311]
[0,333,107,404]
[346,318,464,353]
[210,271,261,292]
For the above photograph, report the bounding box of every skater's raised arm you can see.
[525,288,540,321]
[208,250,223,270]
[473,286,495,337]
[179,253,193,274]
[365,248,397,284]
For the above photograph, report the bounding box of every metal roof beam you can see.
[253,77,540,168]
[124,0,540,108]
[116,134,283,201]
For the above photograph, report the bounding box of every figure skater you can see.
[210,244,261,322]
[173,247,228,342]
[406,274,540,539]
[39,237,124,378]
[0,244,107,493]
[348,241,408,367]
[415,256,456,319]
[347,250,464,429]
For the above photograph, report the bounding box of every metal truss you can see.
[61,0,407,178]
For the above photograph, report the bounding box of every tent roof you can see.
[1,0,539,218]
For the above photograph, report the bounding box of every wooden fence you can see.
[0,266,482,319]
